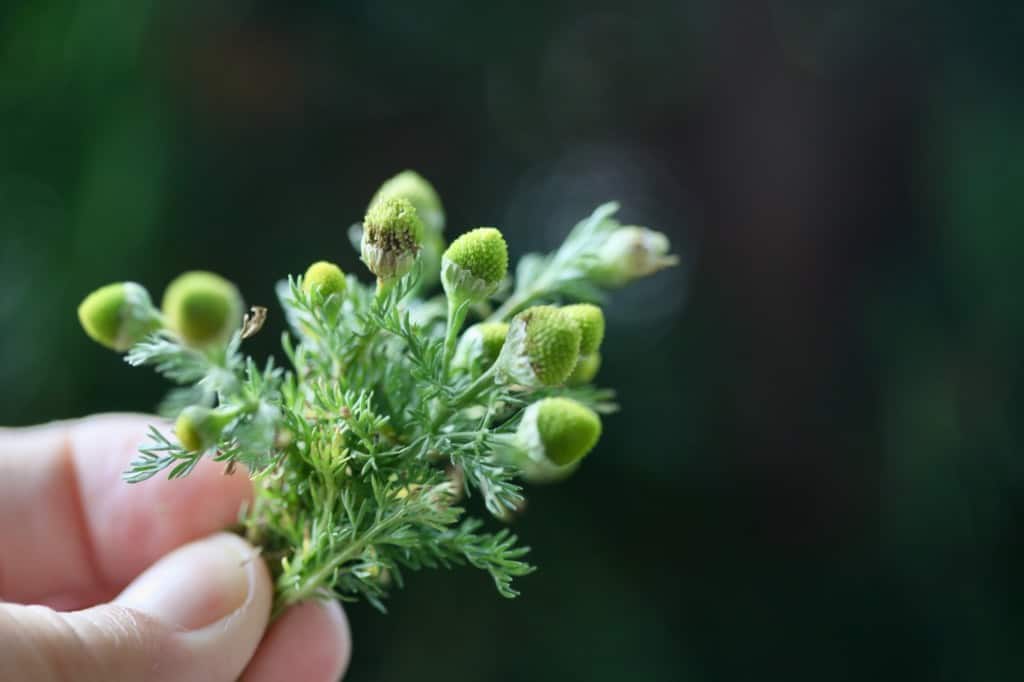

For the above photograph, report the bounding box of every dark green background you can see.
[3,1,1024,680]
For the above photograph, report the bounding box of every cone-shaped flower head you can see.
[561,303,605,355]
[369,170,445,236]
[567,352,602,386]
[303,261,346,300]
[162,272,243,346]
[175,405,239,452]
[497,305,581,387]
[361,197,424,282]
[441,227,508,303]
[518,397,602,467]
[78,282,162,351]
[454,321,509,374]
[589,226,679,287]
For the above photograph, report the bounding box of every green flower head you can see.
[454,321,509,374]
[369,170,445,236]
[78,282,162,352]
[567,352,602,386]
[303,261,346,299]
[175,405,238,452]
[162,271,243,347]
[361,197,424,282]
[441,227,508,303]
[561,303,605,355]
[519,397,602,467]
[498,306,581,387]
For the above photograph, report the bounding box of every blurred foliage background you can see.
[3,1,1024,680]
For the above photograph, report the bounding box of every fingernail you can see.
[115,533,258,631]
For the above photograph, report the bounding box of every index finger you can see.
[0,414,253,607]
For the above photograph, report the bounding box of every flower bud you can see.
[302,260,346,319]
[302,261,346,299]
[454,322,509,374]
[441,227,508,303]
[175,405,239,452]
[78,282,162,351]
[588,226,679,287]
[561,303,605,355]
[517,397,602,467]
[567,352,602,386]
[496,306,581,387]
[361,197,424,282]
[162,271,244,346]
[369,170,445,236]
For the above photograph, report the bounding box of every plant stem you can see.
[441,295,469,378]
[488,289,541,322]
[376,277,397,300]
[429,365,498,432]
[273,513,396,617]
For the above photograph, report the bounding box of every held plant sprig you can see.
[77,171,678,615]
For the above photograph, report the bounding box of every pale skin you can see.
[0,414,351,681]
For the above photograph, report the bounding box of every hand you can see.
[0,414,351,681]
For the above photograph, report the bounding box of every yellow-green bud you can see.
[361,197,424,282]
[441,227,508,303]
[561,304,605,355]
[497,305,581,387]
[162,271,243,346]
[589,226,679,286]
[454,322,509,374]
[175,405,239,452]
[303,261,346,303]
[568,352,602,386]
[369,170,445,236]
[78,282,162,351]
[518,397,602,467]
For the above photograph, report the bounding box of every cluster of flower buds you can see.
[447,300,607,482]
[79,169,675,491]
[78,271,244,351]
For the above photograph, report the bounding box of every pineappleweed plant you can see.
[76,170,678,615]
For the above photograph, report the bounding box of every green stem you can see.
[273,513,397,616]
[488,289,541,323]
[376,277,397,300]
[441,295,470,378]
[429,364,499,432]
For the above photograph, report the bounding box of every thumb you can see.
[0,533,272,682]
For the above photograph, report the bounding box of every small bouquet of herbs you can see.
[77,171,677,613]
